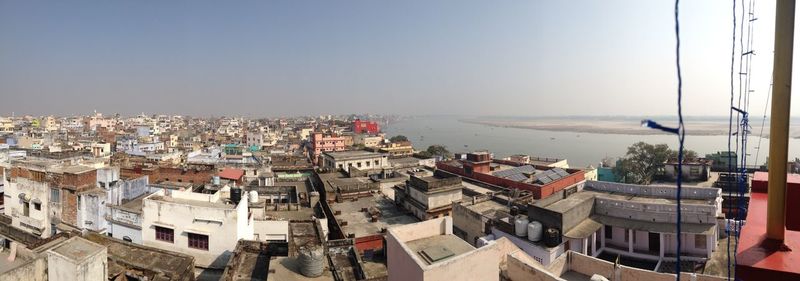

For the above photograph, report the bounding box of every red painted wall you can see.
[436,161,585,199]
[751,172,800,230]
[355,234,384,252]
[353,120,380,134]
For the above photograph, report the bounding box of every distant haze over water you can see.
[383,115,800,168]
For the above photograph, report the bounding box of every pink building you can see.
[311,132,346,164]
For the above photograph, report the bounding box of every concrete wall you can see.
[47,245,107,281]
[106,175,150,206]
[253,220,289,241]
[109,222,141,244]
[0,257,46,281]
[506,252,563,281]
[408,186,461,210]
[386,229,426,281]
[586,181,720,200]
[491,227,564,266]
[78,193,106,232]
[452,203,487,246]
[5,177,51,237]
[142,189,252,268]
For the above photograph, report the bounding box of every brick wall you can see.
[121,166,213,185]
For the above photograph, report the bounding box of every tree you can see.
[612,141,699,184]
[613,142,671,184]
[668,149,698,162]
[389,135,409,142]
[426,145,451,159]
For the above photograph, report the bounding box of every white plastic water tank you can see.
[527,221,543,242]
[249,190,259,203]
[514,215,529,237]
[477,237,490,247]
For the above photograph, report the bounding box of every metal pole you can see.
[766,0,796,241]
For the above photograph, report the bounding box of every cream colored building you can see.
[386,216,522,281]
[141,186,253,268]
[354,134,384,148]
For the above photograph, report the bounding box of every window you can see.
[624,229,629,243]
[123,236,133,243]
[188,233,209,250]
[695,234,706,249]
[34,202,41,211]
[31,171,45,182]
[605,225,612,239]
[155,226,174,243]
[357,162,362,168]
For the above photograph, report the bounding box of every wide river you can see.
[382,116,800,168]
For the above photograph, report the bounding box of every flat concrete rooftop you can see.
[405,234,475,265]
[323,150,385,160]
[148,194,236,209]
[331,194,418,238]
[49,237,105,261]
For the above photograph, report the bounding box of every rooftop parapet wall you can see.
[586,180,721,200]
[594,197,719,224]
[407,175,461,191]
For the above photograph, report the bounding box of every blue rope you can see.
[725,1,737,279]
[642,1,685,278]
[674,0,685,279]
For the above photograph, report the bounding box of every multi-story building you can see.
[354,134,384,148]
[4,159,97,238]
[386,216,521,281]
[320,150,389,173]
[379,141,414,157]
[141,186,253,268]
[393,172,464,220]
[310,132,347,164]
[486,180,722,267]
[353,119,380,134]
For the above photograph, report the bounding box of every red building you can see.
[353,119,380,134]
[437,151,585,199]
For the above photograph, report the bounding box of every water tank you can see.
[231,188,242,204]
[477,237,490,247]
[527,221,543,242]
[514,215,529,237]
[476,234,495,247]
[298,246,324,277]
[213,176,220,185]
[543,228,561,247]
[249,190,259,203]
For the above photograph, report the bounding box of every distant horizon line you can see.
[0,112,793,120]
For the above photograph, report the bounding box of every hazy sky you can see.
[0,1,792,117]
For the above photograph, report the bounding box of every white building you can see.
[386,217,522,281]
[46,237,108,281]
[141,186,254,268]
[320,151,389,173]
[354,134,384,148]
[394,173,463,220]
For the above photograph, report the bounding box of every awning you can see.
[591,215,716,235]
[18,193,29,201]
[31,198,42,205]
[564,217,604,239]
[183,228,211,236]
[151,221,175,229]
